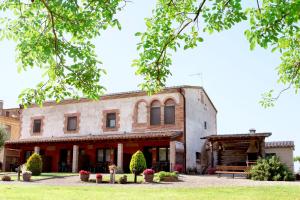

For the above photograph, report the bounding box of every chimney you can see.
[249,128,256,134]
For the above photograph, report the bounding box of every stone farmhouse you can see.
[3,86,217,173]
[1,85,295,173]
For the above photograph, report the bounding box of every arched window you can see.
[136,101,147,124]
[164,99,175,124]
[150,100,161,125]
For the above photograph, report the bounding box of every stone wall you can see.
[265,147,294,172]
[20,92,183,139]
[184,87,217,171]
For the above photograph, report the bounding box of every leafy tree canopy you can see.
[0,125,9,148]
[0,0,299,107]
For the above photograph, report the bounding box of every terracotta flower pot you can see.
[143,174,154,183]
[22,173,31,182]
[80,174,90,182]
[96,177,102,184]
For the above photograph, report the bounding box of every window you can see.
[150,100,161,125]
[204,121,207,130]
[33,119,42,133]
[196,152,201,161]
[158,147,169,162]
[164,99,175,124]
[102,110,119,131]
[67,116,78,131]
[96,149,112,162]
[97,149,104,162]
[106,113,116,128]
[266,153,276,159]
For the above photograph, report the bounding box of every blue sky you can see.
[0,1,299,170]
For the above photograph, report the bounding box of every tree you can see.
[0,0,299,107]
[294,156,300,163]
[0,125,9,149]
[129,150,147,182]
[26,153,43,176]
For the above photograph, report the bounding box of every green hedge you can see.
[26,153,43,176]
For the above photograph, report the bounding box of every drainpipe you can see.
[178,88,187,173]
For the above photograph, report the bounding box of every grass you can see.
[0,185,299,200]
[2,172,77,181]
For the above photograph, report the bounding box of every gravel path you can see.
[1,174,300,188]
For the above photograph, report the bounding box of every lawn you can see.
[0,185,299,200]
[95,174,144,183]
[3,173,77,181]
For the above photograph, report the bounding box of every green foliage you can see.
[250,156,295,181]
[155,171,178,182]
[0,125,9,149]
[118,175,127,184]
[129,150,147,174]
[26,153,43,176]
[0,0,299,106]
[294,156,300,162]
[0,0,123,107]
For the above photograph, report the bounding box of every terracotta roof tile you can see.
[5,131,182,145]
[265,141,294,149]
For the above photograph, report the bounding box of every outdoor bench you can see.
[215,165,250,178]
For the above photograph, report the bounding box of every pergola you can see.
[201,132,271,167]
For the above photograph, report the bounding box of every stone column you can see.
[170,141,176,172]
[2,148,7,171]
[34,146,40,154]
[260,140,265,158]
[72,145,79,173]
[117,143,123,172]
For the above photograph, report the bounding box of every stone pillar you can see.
[34,146,40,154]
[72,145,79,173]
[117,143,123,171]
[170,141,176,172]
[2,148,7,172]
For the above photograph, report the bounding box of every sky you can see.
[0,1,299,170]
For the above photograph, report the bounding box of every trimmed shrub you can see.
[155,171,178,182]
[250,156,295,181]
[26,153,43,176]
[129,150,147,174]
[1,175,11,181]
[118,175,127,184]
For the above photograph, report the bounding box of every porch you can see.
[4,131,184,173]
[201,132,271,168]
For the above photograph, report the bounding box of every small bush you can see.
[1,175,11,181]
[26,153,42,176]
[129,150,147,174]
[155,171,178,182]
[250,156,295,181]
[118,175,127,184]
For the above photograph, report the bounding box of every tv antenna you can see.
[189,73,204,86]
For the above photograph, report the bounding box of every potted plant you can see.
[79,170,90,182]
[96,173,102,183]
[22,171,32,182]
[143,169,155,183]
